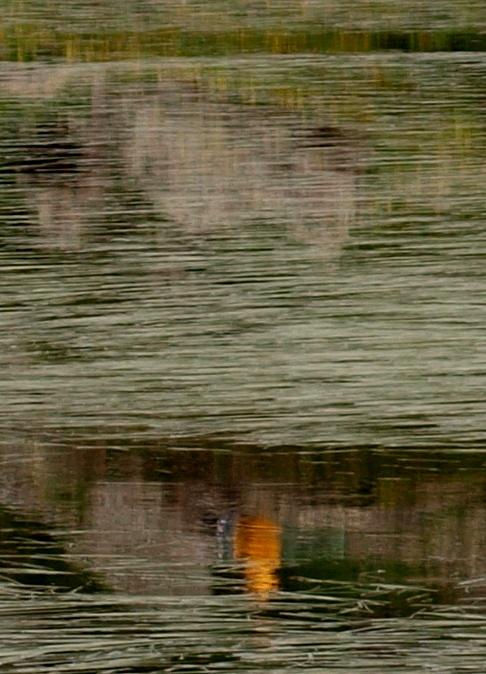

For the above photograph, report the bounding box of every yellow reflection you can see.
[234,516,281,598]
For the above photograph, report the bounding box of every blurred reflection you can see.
[0,436,485,606]
[0,505,104,592]
[234,516,281,597]
[139,89,353,253]
[24,177,106,251]
[121,87,357,253]
[2,68,358,258]
[0,64,74,99]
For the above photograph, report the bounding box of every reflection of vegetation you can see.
[130,438,486,488]
[0,27,485,61]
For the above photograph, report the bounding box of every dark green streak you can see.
[2,27,485,62]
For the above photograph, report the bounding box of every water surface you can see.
[0,1,485,672]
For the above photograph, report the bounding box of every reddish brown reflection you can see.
[234,515,281,597]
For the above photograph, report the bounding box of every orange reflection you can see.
[234,516,281,597]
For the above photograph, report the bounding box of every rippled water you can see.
[1,55,484,449]
[0,1,485,672]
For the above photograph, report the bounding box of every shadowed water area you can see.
[0,1,485,672]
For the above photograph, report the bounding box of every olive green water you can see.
[0,2,485,672]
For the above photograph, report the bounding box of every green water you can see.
[0,1,485,672]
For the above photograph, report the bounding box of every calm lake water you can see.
[0,1,485,672]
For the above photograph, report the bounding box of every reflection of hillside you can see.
[1,437,484,599]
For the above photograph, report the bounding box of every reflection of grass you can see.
[0,26,485,61]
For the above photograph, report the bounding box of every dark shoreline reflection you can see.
[0,433,484,609]
[0,506,105,593]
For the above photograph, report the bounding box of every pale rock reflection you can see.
[122,88,357,255]
[4,66,358,257]
[0,64,75,99]
[26,177,106,251]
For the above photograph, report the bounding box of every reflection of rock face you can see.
[122,89,357,254]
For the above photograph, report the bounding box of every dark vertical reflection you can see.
[234,516,282,597]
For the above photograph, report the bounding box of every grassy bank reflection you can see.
[1,26,485,62]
